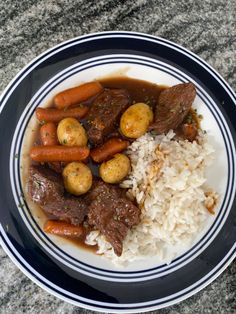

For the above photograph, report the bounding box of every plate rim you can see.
[1,230,235,313]
[0,31,235,312]
[11,55,235,280]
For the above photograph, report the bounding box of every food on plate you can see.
[25,77,218,263]
[54,81,103,109]
[28,164,140,256]
[28,165,88,225]
[99,153,131,184]
[120,102,153,138]
[87,179,140,256]
[180,122,198,141]
[90,138,129,163]
[88,130,217,264]
[149,83,196,133]
[36,106,89,123]
[87,89,130,145]
[57,117,88,146]
[44,220,84,237]
[63,162,93,195]
[40,122,59,146]
[30,145,90,162]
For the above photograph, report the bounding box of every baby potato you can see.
[120,103,153,138]
[63,162,92,195]
[99,153,130,184]
[57,117,87,146]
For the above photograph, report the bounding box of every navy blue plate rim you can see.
[0,31,235,312]
[10,56,235,281]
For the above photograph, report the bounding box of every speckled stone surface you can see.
[0,0,235,313]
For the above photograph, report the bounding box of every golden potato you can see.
[63,162,92,195]
[57,117,87,146]
[120,103,153,138]
[99,153,130,184]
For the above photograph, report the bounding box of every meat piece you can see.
[87,89,130,145]
[149,83,196,134]
[47,162,65,173]
[28,165,64,205]
[27,165,88,225]
[87,180,140,256]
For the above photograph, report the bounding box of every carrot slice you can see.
[40,122,59,146]
[44,220,84,237]
[36,106,89,123]
[54,82,103,109]
[30,145,90,162]
[90,138,129,163]
[181,123,198,141]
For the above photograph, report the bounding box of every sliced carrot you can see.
[44,220,84,237]
[54,81,103,109]
[30,145,90,162]
[181,123,198,141]
[90,138,129,163]
[36,106,89,123]
[40,122,59,146]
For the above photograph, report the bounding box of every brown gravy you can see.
[60,229,98,253]
[100,76,166,108]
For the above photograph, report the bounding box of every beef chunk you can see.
[27,165,88,225]
[149,83,196,134]
[28,165,63,205]
[87,89,130,145]
[87,180,140,256]
[47,161,65,173]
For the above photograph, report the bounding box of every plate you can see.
[0,31,235,312]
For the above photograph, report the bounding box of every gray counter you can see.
[0,0,235,313]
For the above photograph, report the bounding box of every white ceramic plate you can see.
[0,32,235,312]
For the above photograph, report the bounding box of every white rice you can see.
[86,130,218,265]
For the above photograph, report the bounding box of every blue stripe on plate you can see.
[0,32,235,311]
[10,55,235,281]
[1,228,235,311]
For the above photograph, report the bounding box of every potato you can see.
[63,162,92,195]
[120,103,153,138]
[99,153,130,184]
[57,117,87,146]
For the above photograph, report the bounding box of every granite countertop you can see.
[0,0,235,313]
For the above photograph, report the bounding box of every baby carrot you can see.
[44,220,84,237]
[40,122,59,146]
[54,81,103,109]
[90,138,129,163]
[30,145,90,162]
[36,106,89,123]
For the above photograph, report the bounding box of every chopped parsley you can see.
[35,180,42,188]
[18,203,25,209]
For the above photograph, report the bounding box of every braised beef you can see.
[87,180,140,256]
[149,83,196,133]
[47,161,65,173]
[87,89,130,145]
[27,165,88,225]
